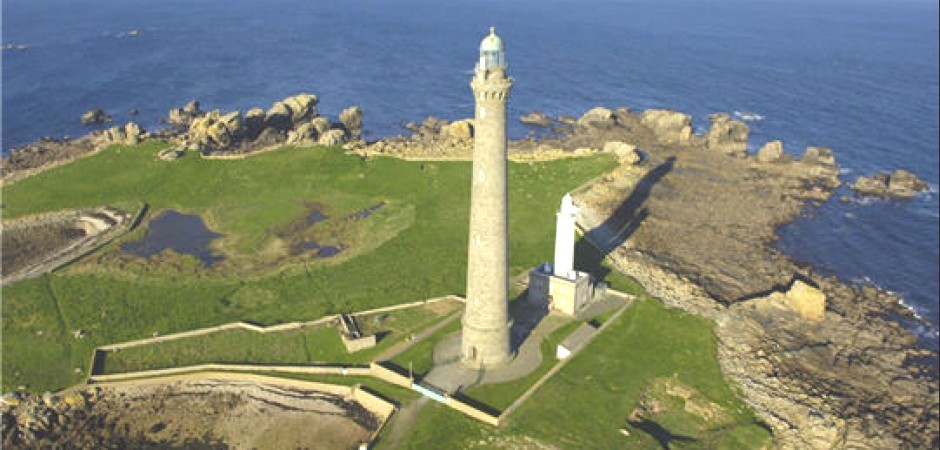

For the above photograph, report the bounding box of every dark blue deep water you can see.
[4,0,938,344]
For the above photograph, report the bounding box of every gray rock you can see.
[705,113,749,157]
[81,109,111,125]
[757,140,784,163]
[244,108,266,140]
[265,102,293,131]
[318,129,346,146]
[801,146,836,166]
[520,111,553,127]
[340,106,364,139]
[639,109,693,144]
[603,141,641,165]
[852,169,928,199]
[577,107,615,129]
[310,117,331,136]
[287,122,318,144]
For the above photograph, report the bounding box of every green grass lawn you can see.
[98,300,459,374]
[1,141,617,392]
[463,318,582,410]
[388,317,463,377]
[394,298,771,450]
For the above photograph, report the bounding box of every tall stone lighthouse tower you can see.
[462,27,513,367]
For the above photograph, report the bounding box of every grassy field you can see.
[393,298,771,450]
[98,300,459,374]
[1,141,617,392]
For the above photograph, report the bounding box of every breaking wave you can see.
[733,110,764,121]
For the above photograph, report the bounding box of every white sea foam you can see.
[733,110,764,121]
[839,167,854,175]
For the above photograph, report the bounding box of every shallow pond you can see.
[122,210,223,267]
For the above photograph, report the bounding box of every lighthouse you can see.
[462,27,514,367]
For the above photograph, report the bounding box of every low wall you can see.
[88,363,371,384]
[445,396,500,426]
[368,362,412,388]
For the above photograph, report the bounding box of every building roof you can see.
[480,27,504,53]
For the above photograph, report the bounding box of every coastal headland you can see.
[1,96,936,449]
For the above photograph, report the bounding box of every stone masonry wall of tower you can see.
[462,60,514,367]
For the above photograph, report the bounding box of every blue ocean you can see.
[3,0,938,346]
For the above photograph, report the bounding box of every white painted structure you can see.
[553,193,578,278]
[529,194,595,317]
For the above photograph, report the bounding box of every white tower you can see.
[528,193,595,316]
[553,193,578,279]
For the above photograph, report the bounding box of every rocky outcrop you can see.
[800,146,836,166]
[638,109,693,144]
[317,129,346,147]
[162,94,358,155]
[98,122,147,147]
[243,108,266,140]
[757,140,786,163]
[80,108,111,125]
[852,169,930,199]
[574,131,937,449]
[442,119,474,140]
[705,113,749,157]
[577,107,616,129]
[603,141,641,165]
[265,94,318,131]
[339,106,364,140]
[187,110,243,150]
[360,116,474,159]
[520,111,553,127]
[165,100,202,128]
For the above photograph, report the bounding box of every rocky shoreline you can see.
[561,106,937,448]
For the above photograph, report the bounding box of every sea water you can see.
[3,0,937,347]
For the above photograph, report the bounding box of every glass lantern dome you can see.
[478,27,506,70]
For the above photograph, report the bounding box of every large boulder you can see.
[757,140,785,163]
[265,102,293,131]
[318,129,346,146]
[244,108,266,140]
[520,111,553,127]
[639,109,693,144]
[442,119,474,140]
[603,141,641,165]
[283,93,319,123]
[165,100,202,128]
[287,122,319,145]
[310,116,332,136]
[851,169,929,199]
[187,110,244,150]
[800,146,836,166]
[705,113,749,157]
[887,169,929,196]
[99,122,146,146]
[339,106,364,139]
[577,107,615,129]
[784,279,826,322]
[81,108,112,125]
